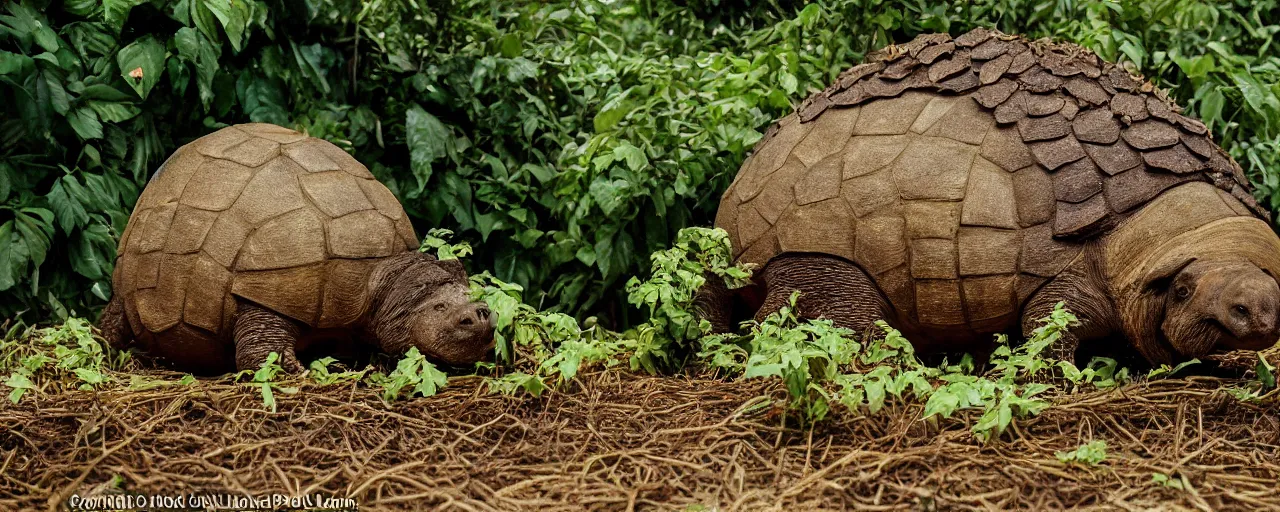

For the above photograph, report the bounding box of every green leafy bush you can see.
[626,227,752,373]
[726,298,1071,435]
[0,317,132,402]
[4,0,1276,327]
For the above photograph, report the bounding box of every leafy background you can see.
[1,0,1277,326]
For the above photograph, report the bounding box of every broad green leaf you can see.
[1232,71,1275,116]
[0,50,34,75]
[175,25,225,108]
[497,33,522,58]
[922,388,960,419]
[43,73,69,114]
[87,101,140,122]
[103,0,146,30]
[505,57,537,82]
[6,372,34,403]
[66,106,103,138]
[593,91,632,133]
[406,105,450,194]
[47,176,90,233]
[2,2,59,52]
[116,35,166,100]
[77,84,133,102]
[779,72,798,94]
[588,178,625,215]
[521,163,555,184]
[744,362,784,379]
[864,377,885,414]
[613,142,648,172]
[70,223,115,280]
[0,222,28,291]
[63,0,99,17]
[260,383,276,412]
[201,0,248,52]
[290,41,330,94]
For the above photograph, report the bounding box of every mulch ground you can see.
[2,360,1278,511]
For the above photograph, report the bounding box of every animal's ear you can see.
[1143,255,1197,291]
[435,258,467,281]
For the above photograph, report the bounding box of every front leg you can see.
[695,271,735,334]
[233,302,306,373]
[97,293,133,349]
[755,254,890,336]
[1020,254,1119,366]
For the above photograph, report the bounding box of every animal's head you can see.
[372,253,494,366]
[1141,256,1280,363]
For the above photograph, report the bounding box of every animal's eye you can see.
[1234,305,1249,316]
[1175,285,1190,299]
[433,303,447,312]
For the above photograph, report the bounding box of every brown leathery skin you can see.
[755,254,891,339]
[709,28,1280,363]
[234,302,306,373]
[97,294,131,350]
[694,271,735,334]
[1018,243,1120,365]
[101,124,495,374]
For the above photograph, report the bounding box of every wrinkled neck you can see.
[361,252,423,354]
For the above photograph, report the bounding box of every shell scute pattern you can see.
[116,125,416,336]
[720,28,1265,331]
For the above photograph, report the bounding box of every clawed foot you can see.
[281,353,306,374]
[240,351,306,374]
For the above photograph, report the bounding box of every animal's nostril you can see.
[476,306,490,320]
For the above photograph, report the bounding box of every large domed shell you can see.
[115,124,417,339]
[715,28,1264,333]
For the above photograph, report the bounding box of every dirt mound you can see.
[2,364,1277,511]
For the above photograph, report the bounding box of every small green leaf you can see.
[5,372,34,403]
[44,73,69,115]
[260,383,276,412]
[1257,355,1276,390]
[88,101,140,123]
[1199,88,1224,129]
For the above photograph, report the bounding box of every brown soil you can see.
[2,360,1278,511]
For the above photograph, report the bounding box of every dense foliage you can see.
[2,0,1277,326]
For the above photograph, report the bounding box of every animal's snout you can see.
[457,303,493,329]
[1217,269,1280,350]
